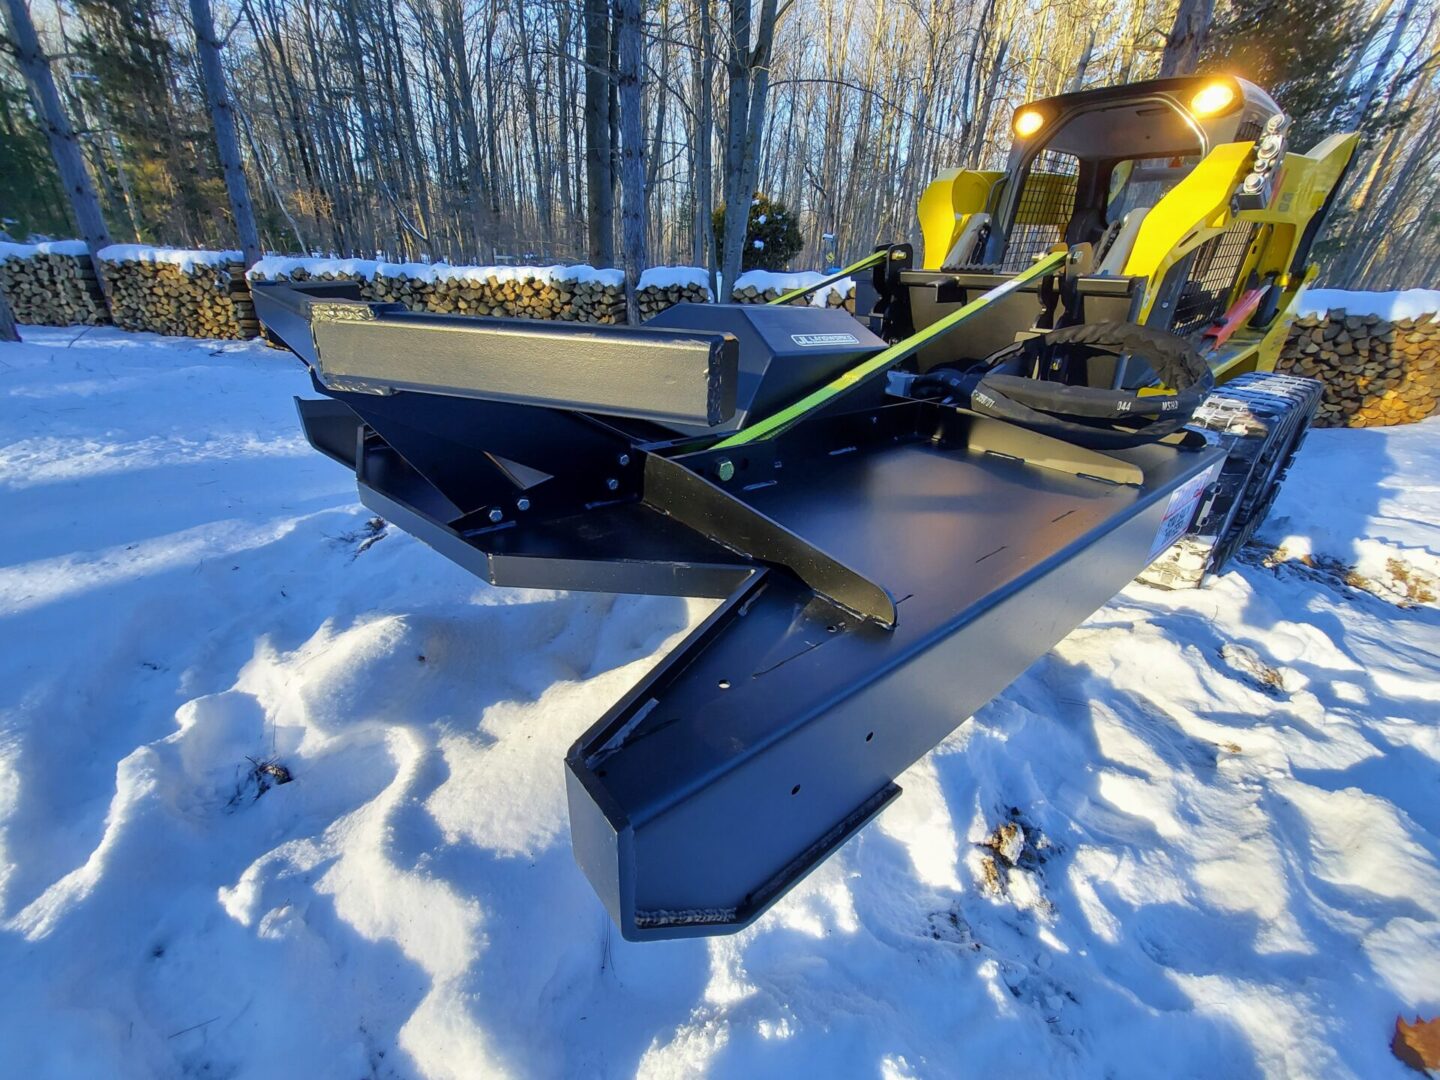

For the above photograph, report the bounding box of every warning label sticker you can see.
[1147,462,1222,562]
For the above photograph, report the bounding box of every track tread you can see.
[1139,372,1323,590]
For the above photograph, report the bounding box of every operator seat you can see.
[1093,207,1150,276]
[941,213,991,271]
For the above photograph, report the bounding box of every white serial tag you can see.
[1147,461,1223,561]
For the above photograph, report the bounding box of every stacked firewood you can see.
[1277,311,1439,427]
[248,261,371,292]
[100,247,256,338]
[569,274,628,323]
[0,244,108,325]
[369,266,437,310]
[422,271,569,319]
[636,269,711,319]
[248,258,630,323]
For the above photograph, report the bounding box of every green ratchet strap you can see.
[767,249,889,306]
[715,248,1068,448]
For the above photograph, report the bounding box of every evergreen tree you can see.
[712,193,803,272]
[0,81,68,237]
[71,0,225,245]
[1199,0,1363,149]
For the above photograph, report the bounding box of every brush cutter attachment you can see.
[255,267,1235,939]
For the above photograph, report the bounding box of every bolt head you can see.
[488,507,503,523]
[618,453,631,466]
[516,497,531,511]
[606,477,619,491]
[715,459,735,482]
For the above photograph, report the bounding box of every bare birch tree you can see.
[188,0,262,265]
[584,0,613,265]
[617,0,646,318]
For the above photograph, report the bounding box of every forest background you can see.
[1,0,1435,295]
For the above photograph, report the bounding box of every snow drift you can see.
[0,326,1436,1078]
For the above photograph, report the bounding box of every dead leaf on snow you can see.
[1392,1015,1440,1073]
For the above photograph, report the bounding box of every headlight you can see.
[1190,80,1237,117]
[1013,108,1045,138]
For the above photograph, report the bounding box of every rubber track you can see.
[1139,372,1323,590]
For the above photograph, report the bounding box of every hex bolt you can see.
[617,453,631,466]
[488,507,504,523]
[516,498,531,511]
[715,459,736,482]
[606,477,619,491]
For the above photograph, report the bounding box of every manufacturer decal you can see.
[790,333,859,347]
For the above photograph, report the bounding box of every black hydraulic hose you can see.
[912,321,1214,450]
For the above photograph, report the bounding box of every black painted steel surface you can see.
[261,274,1224,940]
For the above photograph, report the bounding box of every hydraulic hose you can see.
[912,321,1214,450]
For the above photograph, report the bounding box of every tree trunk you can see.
[188,0,262,266]
[512,0,553,246]
[0,287,19,343]
[733,1,778,237]
[719,0,753,294]
[1352,0,1415,125]
[2,0,112,275]
[1067,28,1096,92]
[584,0,614,265]
[1158,0,1215,77]
[692,0,716,283]
[441,0,496,257]
[618,0,647,321]
[482,0,505,251]
[554,1,576,232]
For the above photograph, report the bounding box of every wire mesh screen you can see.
[1002,149,1079,272]
[1169,221,1259,336]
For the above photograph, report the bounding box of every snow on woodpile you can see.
[1279,289,1440,428]
[1,324,1437,1076]
[369,262,628,323]
[98,245,255,339]
[247,257,855,324]
[0,241,108,326]
[637,265,712,318]
[245,255,379,284]
[247,256,628,323]
[732,268,856,310]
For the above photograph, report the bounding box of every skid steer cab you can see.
[253,74,1355,939]
[908,76,1355,375]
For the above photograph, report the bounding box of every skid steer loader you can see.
[253,74,1357,940]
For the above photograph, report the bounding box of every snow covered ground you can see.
[1,326,1437,1079]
